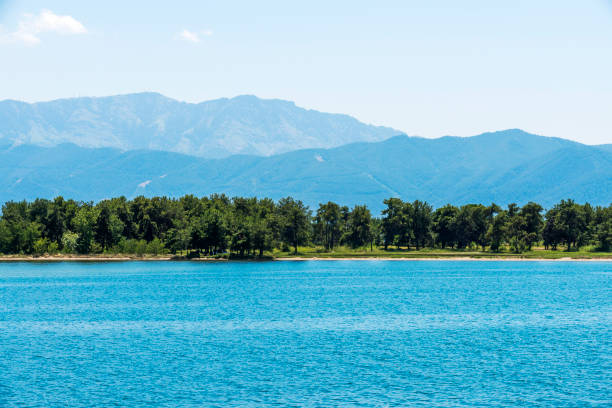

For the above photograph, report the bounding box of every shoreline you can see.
[1,255,612,262]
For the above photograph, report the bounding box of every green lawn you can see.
[271,246,612,259]
[3,246,610,261]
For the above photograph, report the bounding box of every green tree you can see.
[47,197,67,247]
[486,210,507,252]
[314,202,343,250]
[252,198,276,257]
[381,198,405,250]
[166,224,191,254]
[0,220,11,253]
[453,204,488,249]
[433,204,458,248]
[593,206,612,251]
[410,200,432,250]
[33,238,51,255]
[94,204,113,250]
[61,231,79,254]
[556,199,586,251]
[228,197,256,256]
[344,205,372,248]
[595,216,612,251]
[506,213,529,253]
[519,202,543,250]
[369,217,382,250]
[0,201,42,254]
[146,238,166,255]
[73,205,97,254]
[21,222,41,254]
[543,207,562,250]
[277,197,310,254]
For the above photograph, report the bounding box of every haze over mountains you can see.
[1,127,610,212]
[0,93,399,158]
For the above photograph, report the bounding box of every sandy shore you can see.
[0,256,165,262]
[0,256,234,262]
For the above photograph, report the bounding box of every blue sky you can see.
[1,0,611,144]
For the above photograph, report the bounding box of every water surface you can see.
[0,261,610,407]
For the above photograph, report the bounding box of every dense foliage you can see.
[0,195,610,256]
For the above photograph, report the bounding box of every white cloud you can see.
[177,28,213,43]
[1,9,87,46]
[178,29,200,43]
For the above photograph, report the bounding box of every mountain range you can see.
[1,128,610,212]
[0,93,399,158]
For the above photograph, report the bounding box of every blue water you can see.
[0,261,610,407]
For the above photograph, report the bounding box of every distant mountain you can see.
[1,129,610,211]
[0,93,399,158]
[597,144,612,154]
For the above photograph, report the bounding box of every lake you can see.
[0,260,610,407]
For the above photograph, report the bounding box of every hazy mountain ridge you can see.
[0,93,400,158]
[596,144,612,153]
[1,129,610,211]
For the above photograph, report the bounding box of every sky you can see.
[0,0,611,144]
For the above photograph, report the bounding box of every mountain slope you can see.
[1,130,609,211]
[0,93,399,158]
[597,144,612,154]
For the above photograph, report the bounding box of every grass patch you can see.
[270,245,612,260]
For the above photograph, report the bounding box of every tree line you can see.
[0,195,610,256]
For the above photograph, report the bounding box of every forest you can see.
[0,195,611,257]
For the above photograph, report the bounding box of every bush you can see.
[90,242,103,254]
[146,238,166,255]
[61,232,79,254]
[33,238,50,255]
[509,236,529,254]
[48,241,59,255]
